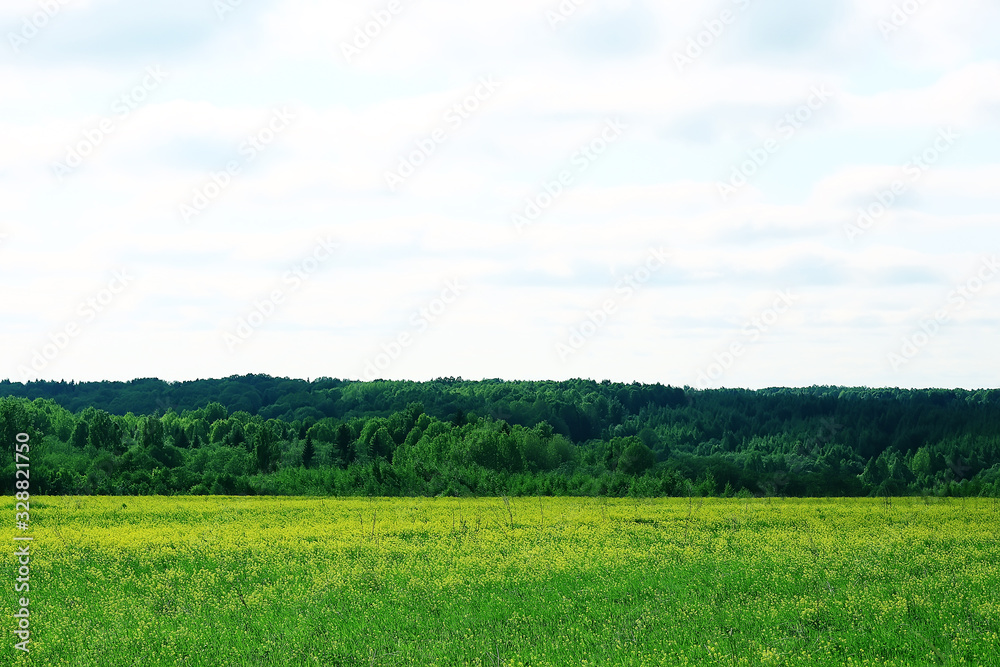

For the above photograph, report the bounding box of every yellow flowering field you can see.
[4,496,999,666]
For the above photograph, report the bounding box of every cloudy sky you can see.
[1,0,998,388]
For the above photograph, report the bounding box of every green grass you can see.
[5,496,1000,665]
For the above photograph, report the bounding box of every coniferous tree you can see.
[302,434,315,468]
[335,423,353,464]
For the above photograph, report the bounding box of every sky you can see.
[1,0,998,389]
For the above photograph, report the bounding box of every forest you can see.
[1,375,998,497]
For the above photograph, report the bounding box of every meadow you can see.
[5,496,999,666]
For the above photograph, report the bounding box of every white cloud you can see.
[1,0,997,387]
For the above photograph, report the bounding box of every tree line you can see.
[1,376,998,497]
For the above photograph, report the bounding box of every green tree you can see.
[335,423,353,463]
[204,401,227,424]
[71,421,90,449]
[860,454,889,491]
[371,427,394,460]
[227,423,246,449]
[302,434,315,468]
[253,424,278,473]
[619,440,656,475]
[87,409,121,452]
[911,447,932,480]
[209,419,232,444]
[138,416,165,450]
[0,397,34,454]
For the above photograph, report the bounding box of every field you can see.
[5,496,1000,666]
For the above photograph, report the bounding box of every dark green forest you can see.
[2,375,999,497]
